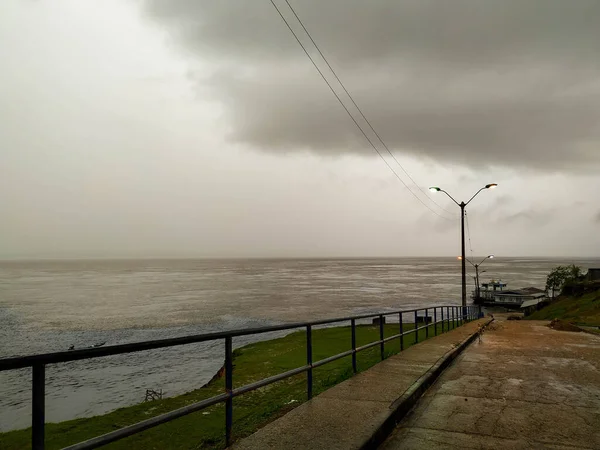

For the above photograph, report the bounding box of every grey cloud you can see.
[595,211,600,223]
[493,195,514,207]
[500,208,556,226]
[144,0,600,170]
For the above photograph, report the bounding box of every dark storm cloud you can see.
[144,0,600,170]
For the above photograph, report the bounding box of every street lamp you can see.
[472,270,486,298]
[465,255,494,301]
[429,184,498,314]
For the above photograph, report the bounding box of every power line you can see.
[465,209,474,261]
[282,0,456,217]
[268,0,453,221]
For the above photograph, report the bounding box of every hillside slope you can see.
[527,289,600,326]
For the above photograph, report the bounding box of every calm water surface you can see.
[1,257,597,431]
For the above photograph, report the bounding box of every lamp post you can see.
[465,255,494,301]
[429,184,497,315]
[477,270,487,299]
[472,270,487,300]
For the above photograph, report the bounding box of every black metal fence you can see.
[0,305,479,449]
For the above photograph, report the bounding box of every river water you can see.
[1,257,597,431]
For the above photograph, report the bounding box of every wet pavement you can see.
[382,319,600,449]
[234,319,488,450]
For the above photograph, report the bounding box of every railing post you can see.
[351,319,357,374]
[307,325,313,399]
[379,315,385,360]
[399,312,404,351]
[425,309,429,339]
[434,307,437,336]
[32,363,45,450]
[225,337,233,447]
[447,306,450,330]
[414,310,419,343]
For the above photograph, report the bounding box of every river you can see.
[1,257,597,431]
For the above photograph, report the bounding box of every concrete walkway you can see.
[235,318,488,450]
[382,319,600,449]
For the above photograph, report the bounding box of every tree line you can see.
[546,265,586,299]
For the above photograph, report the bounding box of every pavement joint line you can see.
[395,425,496,438]
[392,426,595,449]
[424,392,576,406]
[359,318,494,449]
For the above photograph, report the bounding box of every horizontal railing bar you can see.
[382,333,401,344]
[0,305,463,370]
[311,349,354,369]
[355,340,382,353]
[231,365,310,397]
[0,325,307,370]
[62,392,229,450]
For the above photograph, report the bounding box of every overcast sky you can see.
[1,0,599,258]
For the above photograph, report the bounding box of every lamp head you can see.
[485,183,498,189]
[429,186,441,192]
[488,254,495,259]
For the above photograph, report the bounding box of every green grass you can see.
[0,320,463,450]
[526,289,600,326]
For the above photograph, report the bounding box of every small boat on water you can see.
[68,342,106,351]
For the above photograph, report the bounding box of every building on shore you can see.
[585,268,600,282]
[473,280,546,308]
[520,297,549,316]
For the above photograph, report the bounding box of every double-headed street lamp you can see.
[464,255,494,301]
[429,184,498,312]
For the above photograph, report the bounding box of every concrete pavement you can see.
[234,318,489,450]
[382,319,600,449]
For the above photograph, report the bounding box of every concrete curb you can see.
[359,318,494,450]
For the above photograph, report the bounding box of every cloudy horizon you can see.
[1,0,599,259]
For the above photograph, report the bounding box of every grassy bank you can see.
[0,320,461,450]
[526,289,600,326]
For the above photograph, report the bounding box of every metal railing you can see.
[0,305,478,449]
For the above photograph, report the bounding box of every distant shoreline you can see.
[1,256,598,262]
